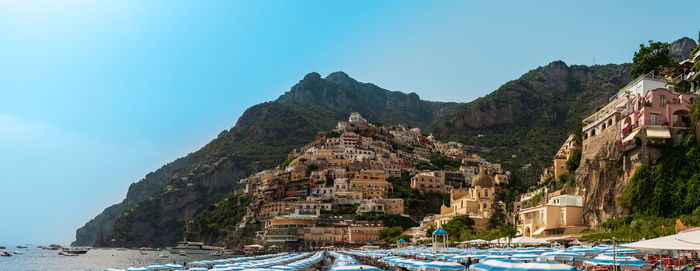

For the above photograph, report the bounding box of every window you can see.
[651,115,659,125]
[659,95,667,106]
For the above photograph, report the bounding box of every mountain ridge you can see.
[75,36,695,246]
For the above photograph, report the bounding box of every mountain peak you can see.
[325,71,351,80]
[669,37,698,61]
[545,60,569,70]
[303,72,322,80]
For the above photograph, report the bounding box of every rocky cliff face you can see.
[91,73,458,247]
[277,71,458,128]
[73,157,190,246]
[669,37,697,61]
[430,61,631,180]
[574,116,628,226]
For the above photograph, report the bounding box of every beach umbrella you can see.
[566,247,598,257]
[269,265,297,270]
[613,248,646,256]
[186,268,207,271]
[537,251,587,263]
[164,263,185,270]
[622,228,700,251]
[126,267,148,271]
[510,261,577,271]
[583,254,651,270]
[145,265,167,271]
[510,253,540,262]
[471,258,524,271]
[420,260,466,271]
[330,264,384,271]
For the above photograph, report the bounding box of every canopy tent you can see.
[433,227,449,235]
[622,228,700,251]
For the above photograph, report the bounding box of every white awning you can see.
[622,228,700,251]
[622,129,640,143]
[532,227,546,236]
[647,128,671,139]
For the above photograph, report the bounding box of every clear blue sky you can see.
[0,0,698,245]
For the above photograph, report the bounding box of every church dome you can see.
[471,166,494,188]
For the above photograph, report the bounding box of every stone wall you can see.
[576,118,628,227]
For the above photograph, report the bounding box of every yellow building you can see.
[518,194,586,237]
[432,166,496,231]
[552,134,577,179]
[410,171,448,193]
[260,201,296,219]
[348,169,392,199]
[303,225,347,247]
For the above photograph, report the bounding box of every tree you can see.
[630,40,676,78]
[488,199,507,229]
[378,226,405,243]
[566,149,582,173]
[443,215,475,241]
[425,225,436,238]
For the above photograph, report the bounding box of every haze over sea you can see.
[0,246,226,271]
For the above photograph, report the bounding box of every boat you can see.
[13,251,23,255]
[140,251,147,255]
[158,253,169,258]
[178,251,186,256]
[58,252,78,256]
[1,251,11,257]
[16,245,27,249]
[0,246,5,249]
[62,247,89,254]
[167,241,215,255]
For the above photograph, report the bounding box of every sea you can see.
[0,246,234,271]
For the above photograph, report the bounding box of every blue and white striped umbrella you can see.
[537,251,587,263]
[421,260,466,271]
[510,253,540,262]
[510,261,577,271]
[471,258,524,271]
[163,263,185,270]
[450,254,488,263]
[566,247,599,256]
[186,268,207,271]
[126,267,147,271]
[583,254,651,270]
[330,264,384,271]
[269,265,298,270]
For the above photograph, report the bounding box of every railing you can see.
[609,71,667,102]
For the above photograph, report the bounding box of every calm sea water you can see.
[0,246,233,271]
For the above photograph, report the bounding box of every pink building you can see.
[620,88,696,145]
